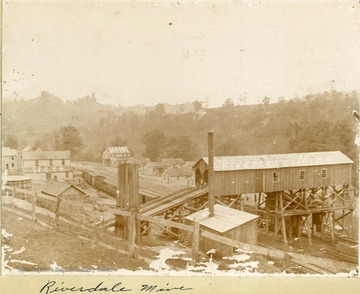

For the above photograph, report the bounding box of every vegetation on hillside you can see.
[3,90,359,184]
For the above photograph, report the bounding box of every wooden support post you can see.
[208,132,215,217]
[279,193,288,243]
[129,208,137,258]
[192,222,200,262]
[349,209,355,239]
[328,212,335,242]
[302,189,312,245]
[288,217,293,239]
[32,191,37,222]
[320,214,325,240]
[265,195,270,234]
[12,186,16,209]
[274,194,279,240]
[306,215,312,246]
[55,196,61,226]
[297,216,302,238]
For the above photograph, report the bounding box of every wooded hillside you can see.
[3,90,359,184]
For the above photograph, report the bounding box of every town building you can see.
[2,147,21,175]
[21,150,73,182]
[102,146,131,166]
[163,167,194,186]
[142,161,172,176]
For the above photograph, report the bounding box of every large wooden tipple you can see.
[193,151,355,244]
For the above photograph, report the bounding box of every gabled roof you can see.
[194,151,353,171]
[185,204,259,233]
[2,147,17,157]
[164,168,192,177]
[41,180,85,197]
[22,150,71,160]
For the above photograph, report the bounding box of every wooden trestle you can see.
[255,185,356,244]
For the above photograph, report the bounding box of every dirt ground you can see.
[2,209,149,273]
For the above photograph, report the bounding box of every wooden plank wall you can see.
[212,164,352,196]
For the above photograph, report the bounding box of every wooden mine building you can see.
[193,151,355,244]
[185,204,258,257]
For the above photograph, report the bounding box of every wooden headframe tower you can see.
[115,163,140,239]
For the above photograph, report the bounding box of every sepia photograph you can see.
[1,0,359,284]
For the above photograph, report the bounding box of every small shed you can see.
[39,180,87,214]
[185,204,259,257]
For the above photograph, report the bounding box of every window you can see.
[11,163,15,168]
[62,159,65,165]
[6,164,9,169]
[35,160,39,166]
[299,170,305,180]
[321,168,328,179]
[273,172,280,183]
[11,157,14,161]
[49,160,53,166]
[66,172,69,178]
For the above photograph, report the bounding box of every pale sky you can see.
[2,0,360,107]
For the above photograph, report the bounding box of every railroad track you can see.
[290,261,337,275]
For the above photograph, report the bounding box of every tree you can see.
[238,94,247,105]
[222,98,235,108]
[192,100,203,112]
[3,134,19,149]
[165,135,197,160]
[109,136,128,147]
[51,125,84,156]
[148,103,166,120]
[262,96,271,105]
[143,130,167,161]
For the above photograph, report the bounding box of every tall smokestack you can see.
[208,132,215,217]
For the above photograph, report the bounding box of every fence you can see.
[2,185,356,273]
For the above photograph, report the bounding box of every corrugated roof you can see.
[2,147,17,157]
[22,150,71,160]
[185,204,259,233]
[197,151,353,171]
[164,168,192,177]
[41,180,85,197]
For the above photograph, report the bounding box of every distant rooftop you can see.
[2,147,17,157]
[164,167,192,177]
[196,151,353,171]
[185,204,259,233]
[22,150,71,160]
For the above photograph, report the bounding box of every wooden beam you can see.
[138,214,193,232]
[129,208,136,257]
[279,193,288,243]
